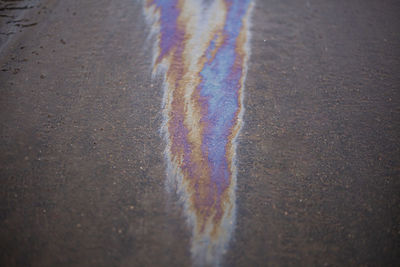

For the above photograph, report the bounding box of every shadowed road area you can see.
[1,0,399,266]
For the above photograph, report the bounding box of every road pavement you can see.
[0,0,399,266]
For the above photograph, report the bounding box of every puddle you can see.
[0,0,41,52]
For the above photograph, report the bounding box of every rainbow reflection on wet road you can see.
[144,0,254,265]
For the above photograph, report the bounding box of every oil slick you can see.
[143,0,253,265]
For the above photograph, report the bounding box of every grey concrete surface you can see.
[1,0,399,266]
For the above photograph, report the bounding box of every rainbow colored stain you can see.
[144,0,253,265]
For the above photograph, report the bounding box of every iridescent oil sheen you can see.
[143,0,253,265]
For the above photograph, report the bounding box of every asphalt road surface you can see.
[1,0,399,266]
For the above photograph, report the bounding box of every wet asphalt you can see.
[0,0,399,266]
